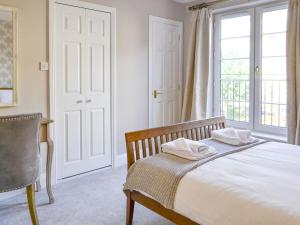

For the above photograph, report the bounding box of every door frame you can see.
[49,0,117,184]
[148,16,183,128]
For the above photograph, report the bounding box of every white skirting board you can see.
[114,153,127,167]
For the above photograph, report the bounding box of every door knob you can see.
[86,99,92,103]
[153,90,163,98]
[76,100,83,104]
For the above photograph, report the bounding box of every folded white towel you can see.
[161,138,217,160]
[211,128,258,146]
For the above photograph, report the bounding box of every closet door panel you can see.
[89,44,104,92]
[89,109,105,157]
[56,4,88,179]
[85,10,111,168]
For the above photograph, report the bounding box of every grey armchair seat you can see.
[0,113,42,225]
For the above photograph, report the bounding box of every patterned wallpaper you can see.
[0,20,13,89]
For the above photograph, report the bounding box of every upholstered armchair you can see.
[0,113,42,225]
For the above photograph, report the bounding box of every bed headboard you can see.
[125,116,226,169]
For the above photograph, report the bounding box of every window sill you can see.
[252,131,287,143]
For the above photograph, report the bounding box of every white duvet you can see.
[174,142,300,225]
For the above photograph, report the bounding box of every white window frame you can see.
[254,2,288,135]
[214,9,255,130]
[213,1,288,136]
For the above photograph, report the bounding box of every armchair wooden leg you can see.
[126,193,135,225]
[26,184,40,225]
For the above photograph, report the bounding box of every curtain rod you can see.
[188,0,228,11]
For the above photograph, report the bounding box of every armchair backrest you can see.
[0,113,42,192]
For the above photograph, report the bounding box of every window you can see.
[214,2,288,135]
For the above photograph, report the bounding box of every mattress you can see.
[173,142,300,225]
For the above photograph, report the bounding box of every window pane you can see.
[220,14,250,123]
[280,105,287,127]
[222,37,250,59]
[279,82,287,104]
[0,90,13,104]
[272,104,279,126]
[262,33,286,57]
[262,57,286,75]
[221,15,250,38]
[263,104,272,125]
[262,9,287,34]
[261,74,286,81]
[221,59,249,75]
[260,7,287,128]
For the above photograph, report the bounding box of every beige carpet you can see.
[0,166,174,225]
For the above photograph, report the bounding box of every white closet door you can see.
[85,10,111,170]
[55,4,111,179]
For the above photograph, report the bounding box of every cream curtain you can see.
[181,8,211,121]
[287,0,300,145]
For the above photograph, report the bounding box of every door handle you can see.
[76,100,83,104]
[153,90,163,98]
[86,99,92,103]
[255,66,260,78]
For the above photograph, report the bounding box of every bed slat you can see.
[142,139,147,157]
[154,137,159,154]
[135,141,140,160]
[148,138,153,156]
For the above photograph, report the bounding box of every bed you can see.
[123,116,300,225]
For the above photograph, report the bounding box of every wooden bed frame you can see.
[124,116,226,225]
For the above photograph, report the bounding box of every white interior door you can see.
[149,16,183,128]
[55,3,111,179]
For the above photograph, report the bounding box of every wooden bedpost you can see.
[126,192,135,225]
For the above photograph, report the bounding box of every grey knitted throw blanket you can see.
[124,139,266,209]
